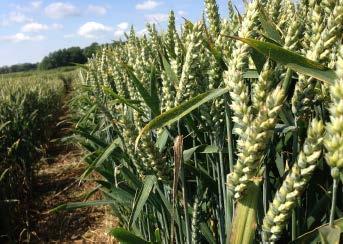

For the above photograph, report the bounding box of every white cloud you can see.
[0,11,33,27]
[10,1,42,12]
[78,22,112,38]
[45,2,79,19]
[8,11,33,23]
[51,23,63,30]
[31,1,43,9]
[114,29,125,38]
[87,4,107,16]
[177,10,187,16]
[136,0,162,10]
[114,22,129,39]
[117,22,129,30]
[145,13,168,23]
[21,22,48,32]
[0,33,45,42]
[21,22,63,32]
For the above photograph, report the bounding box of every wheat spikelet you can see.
[292,0,342,120]
[277,0,296,31]
[252,62,273,115]
[205,0,221,37]
[175,22,204,106]
[263,119,324,242]
[161,70,176,113]
[266,0,282,22]
[325,47,343,179]
[171,31,183,79]
[166,11,176,58]
[228,86,285,199]
[224,0,259,135]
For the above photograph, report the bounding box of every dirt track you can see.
[26,101,117,243]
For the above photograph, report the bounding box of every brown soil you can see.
[25,103,117,243]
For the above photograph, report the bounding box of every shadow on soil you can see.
[25,95,115,243]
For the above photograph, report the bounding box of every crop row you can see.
[0,73,65,241]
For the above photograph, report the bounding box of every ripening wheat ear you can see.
[325,47,343,228]
[161,70,176,113]
[205,0,221,37]
[266,0,282,23]
[147,24,162,69]
[262,119,324,242]
[292,2,324,120]
[175,22,204,106]
[128,25,136,42]
[325,47,343,179]
[273,10,301,82]
[310,1,342,65]
[277,0,296,31]
[108,52,129,99]
[120,110,148,177]
[315,0,343,102]
[227,86,285,199]
[224,0,259,135]
[284,13,301,51]
[166,11,176,58]
[133,48,150,90]
[292,0,342,120]
[252,61,273,115]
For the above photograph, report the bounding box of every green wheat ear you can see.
[263,119,324,242]
[224,0,259,136]
[205,0,221,37]
[175,22,204,106]
[292,0,342,120]
[227,86,285,199]
[325,47,343,179]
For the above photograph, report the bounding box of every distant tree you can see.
[0,42,123,73]
[0,66,10,74]
[0,63,38,74]
[38,56,53,70]
[83,42,99,58]
[38,46,87,70]
[67,47,87,64]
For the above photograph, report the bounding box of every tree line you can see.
[0,63,39,74]
[0,42,108,74]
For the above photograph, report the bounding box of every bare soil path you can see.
[26,99,117,243]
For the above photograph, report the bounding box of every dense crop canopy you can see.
[68,0,343,243]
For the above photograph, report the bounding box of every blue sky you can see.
[0,0,244,66]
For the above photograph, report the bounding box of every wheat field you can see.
[1,0,343,243]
